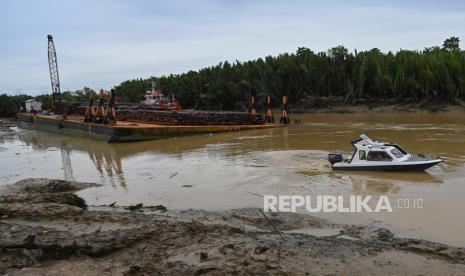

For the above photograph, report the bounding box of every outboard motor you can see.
[328,153,343,165]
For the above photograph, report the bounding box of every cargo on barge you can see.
[18,113,283,143]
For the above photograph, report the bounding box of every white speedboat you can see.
[328,134,443,171]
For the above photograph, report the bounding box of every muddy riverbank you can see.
[290,95,465,113]
[296,102,465,114]
[1,178,465,275]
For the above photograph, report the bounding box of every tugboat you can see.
[141,81,182,111]
[328,134,443,171]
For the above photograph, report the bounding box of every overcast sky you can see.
[1,0,464,95]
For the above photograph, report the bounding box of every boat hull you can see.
[332,160,442,172]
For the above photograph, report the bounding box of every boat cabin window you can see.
[359,150,366,160]
[387,144,407,155]
[390,149,404,158]
[367,151,392,162]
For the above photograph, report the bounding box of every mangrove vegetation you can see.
[115,37,465,110]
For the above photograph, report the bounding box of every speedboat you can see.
[328,134,443,171]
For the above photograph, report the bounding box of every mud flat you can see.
[1,179,465,275]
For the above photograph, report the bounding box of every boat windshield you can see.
[390,148,404,158]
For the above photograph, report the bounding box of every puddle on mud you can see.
[284,228,343,237]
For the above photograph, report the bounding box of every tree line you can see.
[0,88,94,117]
[1,37,464,117]
[115,37,465,110]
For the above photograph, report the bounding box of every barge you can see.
[18,113,283,143]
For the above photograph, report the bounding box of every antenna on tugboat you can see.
[151,80,156,93]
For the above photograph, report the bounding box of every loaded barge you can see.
[18,112,283,143]
[17,90,288,143]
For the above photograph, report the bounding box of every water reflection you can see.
[330,171,443,195]
[60,143,74,181]
[17,132,127,188]
[87,145,126,189]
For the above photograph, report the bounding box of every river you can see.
[1,112,465,246]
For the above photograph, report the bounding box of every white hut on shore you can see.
[24,99,42,113]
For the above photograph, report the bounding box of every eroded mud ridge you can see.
[1,179,465,275]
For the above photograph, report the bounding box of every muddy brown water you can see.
[1,112,465,247]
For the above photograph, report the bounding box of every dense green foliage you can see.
[0,94,33,117]
[115,37,465,110]
[0,87,96,117]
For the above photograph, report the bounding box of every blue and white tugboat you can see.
[328,134,443,171]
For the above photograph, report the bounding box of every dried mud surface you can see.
[1,178,465,275]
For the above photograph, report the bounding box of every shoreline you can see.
[292,103,465,114]
[1,178,465,275]
[2,103,465,123]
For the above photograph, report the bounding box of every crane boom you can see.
[47,34,61,106]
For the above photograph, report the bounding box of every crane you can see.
[47,34,61,106]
